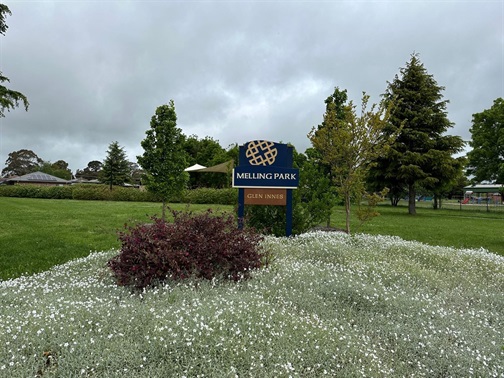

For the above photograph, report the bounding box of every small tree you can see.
[137,100,188,220]
[100,141,130,190]
[0,4,28,118]
[308,92,396,234]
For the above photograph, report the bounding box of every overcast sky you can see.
[0,0,502,174]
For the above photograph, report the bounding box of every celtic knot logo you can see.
[245,140,278,166]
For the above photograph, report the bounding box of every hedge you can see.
[0,184,237,204]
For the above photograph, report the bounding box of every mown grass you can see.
[331,200,504,256]
[1,232,503,377]
[0,198,232,280]
[1,197,503,280]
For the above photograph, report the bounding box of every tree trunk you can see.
[433,194,438,210]
[345,194,351,234]
[161,200,167,222]
[408,184,416,215]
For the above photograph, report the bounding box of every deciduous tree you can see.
[466,98,504,184]
[308,91,395,234]
[100,141,130,190]
[0,4,28,118]
[137,100,188,220]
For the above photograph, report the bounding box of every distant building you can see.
[463,184,503,204]
[2,171,70,186]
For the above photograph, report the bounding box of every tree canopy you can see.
[466,98,504,184]
[137,100,188,220]
[368,54,464,214]
[75,161,103,181]
[1,149,42,177]
[0,4,29,118]
[39,160,72,180]
[183,135,232,188]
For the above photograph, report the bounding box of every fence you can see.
[413,198,504,213]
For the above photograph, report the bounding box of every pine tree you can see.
[369,54,464,214]
[100,141,130,190]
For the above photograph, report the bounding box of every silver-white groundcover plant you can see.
[1,232,503,377]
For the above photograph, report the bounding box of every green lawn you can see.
[1,197,503,281]
[0,198,232,280]
[331,201,504,256]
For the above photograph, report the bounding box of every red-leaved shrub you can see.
[108,209,265,289]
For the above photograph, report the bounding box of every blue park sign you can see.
[232,140,299,188]
[233,140,299,236]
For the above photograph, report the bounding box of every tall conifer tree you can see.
[369,54,464,214]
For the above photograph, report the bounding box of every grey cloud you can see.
[0,0,502,172]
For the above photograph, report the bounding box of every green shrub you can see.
[108,186,156,202]
[244,201,311,236]
[0,185,237,204]
[0,184,73,199]
[108,209,265,289]
[71,185,113,200]
[0,185,24,197]
[45,186,73,199]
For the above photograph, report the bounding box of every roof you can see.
[6,171,69,184]
[463,184,503,193]
[184,164,207,172]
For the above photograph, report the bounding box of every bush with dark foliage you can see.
[108,209,265,289]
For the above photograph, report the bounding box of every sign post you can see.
[233,140,299,236]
